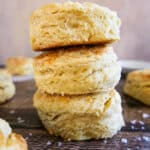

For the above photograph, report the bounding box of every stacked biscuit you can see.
[30,2,124,141]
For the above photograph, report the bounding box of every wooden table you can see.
[0,76,150,150]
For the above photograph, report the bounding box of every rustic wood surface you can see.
[0,77,150,150]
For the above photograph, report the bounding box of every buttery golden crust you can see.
[6,133,27,150]
[6,57,33,75]
[124,69,150,106]
[0,131,6,149]
[34,89,115,115]
[30,2,121,51]
[34,46,112,65]
[34,90,124,141]
[125,69,150,82]
[34,46,121,95]
[0,69,16,104]
[0,118,28,150]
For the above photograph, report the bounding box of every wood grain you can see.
[0,0,150,64]
[13,129,150,150]
[0,77,150,149]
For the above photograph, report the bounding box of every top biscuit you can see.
[30,2,121,51]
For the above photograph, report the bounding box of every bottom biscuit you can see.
[34,90,124,141]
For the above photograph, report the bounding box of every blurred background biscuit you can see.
[34,46,121,95]
[6,56,33,75]
[124,69,150,106]
[0,69,15,104]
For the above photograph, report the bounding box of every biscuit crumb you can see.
[139,121,144,125]
[9,110,15,114]
[47,141,51,146]
[29,132,32,136]
[121,138,128,144]
[131,125,135,130]
[130,120,137,125]
[57,142,62,147]
[135,137,142,141]
[142,136,150,142]
[17,117,25,123]
[25,137,29,140]
[103,139,107,143]
[141,126,145,130]
[142,113,149,119]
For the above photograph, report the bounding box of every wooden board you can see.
[0,78,150,150]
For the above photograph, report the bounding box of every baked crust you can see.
[0,118,28,150]
[6,57,33,75]
[34,46,121,95]
[124,69,150,106]
[0,69,15,104]
[34,90,124,141]
[30,2,121,51]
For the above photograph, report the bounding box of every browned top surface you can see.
[127,69,150,82]
[34,46,112,66]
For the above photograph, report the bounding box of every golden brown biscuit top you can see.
[127,69,150,82]
[34,46,113,66]
[30,2,121,51]
[31,2,118,19]
[7,57,33,67]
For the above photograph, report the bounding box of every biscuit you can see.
[0,118,28,150]
[124,69,150,106]
[30,2,121,51]
[34,46,121,95]
[0,69,15,104]
[34,90,124,141]
[6,56,33,75]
